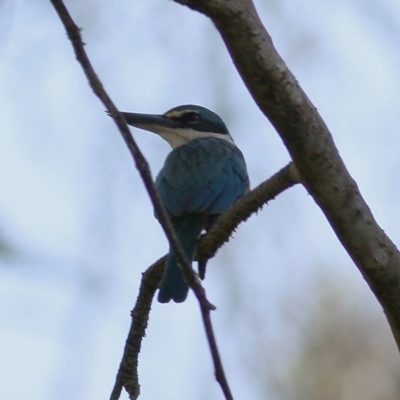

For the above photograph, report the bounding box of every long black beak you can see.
[118,112,182,130]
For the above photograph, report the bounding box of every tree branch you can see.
[174,0,400,348]
[49,0,214,316]
[109,163,297,399]
[197,162,297,278]
[49,1,243,399]
[110,259,164,400]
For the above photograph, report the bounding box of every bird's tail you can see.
[158,215,203,303]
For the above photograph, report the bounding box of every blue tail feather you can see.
[158,215,204,303]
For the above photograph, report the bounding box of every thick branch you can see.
[175,0,400,348]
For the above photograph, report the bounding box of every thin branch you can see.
[48,0,190,300]
[200,302,233,400]
[49,1,235,398]
[49,0,207,310]
[110,259,165,400]
[110,163,297,399]
[197,162,297,278]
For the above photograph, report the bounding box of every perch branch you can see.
[197,162,297,277]
[49,1,236,398]
[111,162,298,399]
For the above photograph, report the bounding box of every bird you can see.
[118,105,249,303]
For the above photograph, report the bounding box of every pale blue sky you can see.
[0,0,399,399]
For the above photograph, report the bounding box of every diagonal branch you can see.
[174,0,400,349]
[109,162,297,399]
[48,1,235,399]
[48,0,197,308]
[197,162,298,278]
[110,259,164,400]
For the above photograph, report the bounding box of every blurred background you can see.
[1,0,400,399]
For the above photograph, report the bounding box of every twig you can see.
[200,302,234,400]
[48,0,183,286]
[111,163,297,400]
[197,162,298,278]
[110,258,165,400]
[49,1,236,399]
[49,0,212,311]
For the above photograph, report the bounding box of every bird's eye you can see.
[181,112,200,124]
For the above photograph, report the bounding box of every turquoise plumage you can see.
[156,137,248,302]
[119,105,249,303]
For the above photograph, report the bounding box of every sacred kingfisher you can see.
[119,105,249,303]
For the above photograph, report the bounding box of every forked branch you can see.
[110,164,297,399]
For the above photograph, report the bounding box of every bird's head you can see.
[118,105,234,149]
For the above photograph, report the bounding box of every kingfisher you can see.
[119,105,249,303]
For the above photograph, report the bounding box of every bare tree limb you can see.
[174,0,400,348]
[48,0,194,304]
[197,162,297,278]
[109,254,235,400]
[110,259,164,400]
[110,164,297,399]
[49,0,216,316]
[48,1,240,398]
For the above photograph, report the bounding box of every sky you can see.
[1,0,400,399]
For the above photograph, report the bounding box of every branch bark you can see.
[197,162,297,278]
[110,260,164,400]
[110,164,297,400]
[49,1,231,398]
[175,0,400,348]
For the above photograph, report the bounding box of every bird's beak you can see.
[118,112,182,134]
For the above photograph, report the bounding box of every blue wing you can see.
[156,137,249,303]
[156,137,249,217]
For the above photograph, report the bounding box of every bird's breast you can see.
[156,137,249,216]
